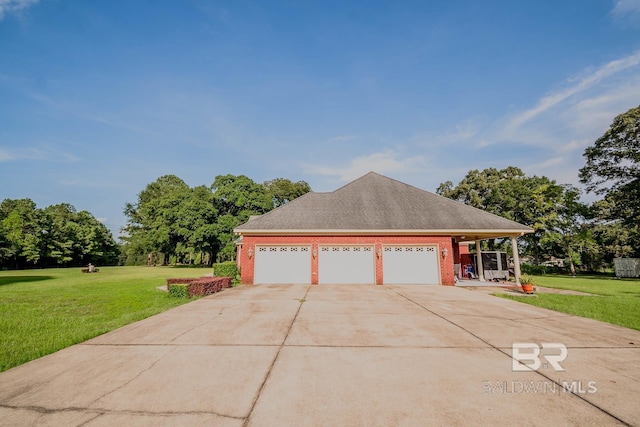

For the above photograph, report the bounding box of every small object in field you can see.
[82,263,99,273]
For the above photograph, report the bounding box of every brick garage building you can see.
[234,172,532,285]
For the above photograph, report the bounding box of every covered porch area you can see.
[451,232,526,287]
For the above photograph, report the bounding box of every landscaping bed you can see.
[167,276,232,298]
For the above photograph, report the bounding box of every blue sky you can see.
[1,0,640,237]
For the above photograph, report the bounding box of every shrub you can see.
[166,276,232,298]
[187,277,232,297]
[521,264,568,275]
[213,261,239,279]
[168,283,189,298]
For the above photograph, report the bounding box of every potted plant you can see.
[519,274,535,294]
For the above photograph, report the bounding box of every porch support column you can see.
[475,239,485,281]
[511,235,522,286]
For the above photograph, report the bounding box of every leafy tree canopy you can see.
[122,173,311,265]
[264,178,311,208]
[0,199,118,269]
[437,167,586,263]
[580,105,640,224]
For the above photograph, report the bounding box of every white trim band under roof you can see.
[233,228,533,236]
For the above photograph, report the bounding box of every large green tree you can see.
[173,185,218,264]
[263,178,311,208]
[579,105,640,225]
[437,167,569,262]
[539,185,590,275]
[122,173,312,265]
[211,175,273,262]
[0,198,42,268]
[0,199,118,269]
[123,175,192,265]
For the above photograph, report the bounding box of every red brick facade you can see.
[239,235,456,286]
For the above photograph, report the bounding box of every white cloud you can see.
[0,0,39,21]
[0,146,81,162]
[305,150,425,183]
[504,50,640,133]
[611,0,640,24]
[419,49,640,190]
[327,135,361,142]
[0,149,15,161]
[484,51,640,160]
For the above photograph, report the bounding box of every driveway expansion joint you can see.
[242,285,311,427]
[392,287,635,427]
[0,404,245,422]
[86,346,177,409]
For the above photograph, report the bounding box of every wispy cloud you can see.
[0,146,81,162]
[305,150,424,183]
[418,49,640,188]
[327,135,361,143]
[611,0,640,24]
[0,149,14,161]
[503,50,640,133]
[0,0,39,21]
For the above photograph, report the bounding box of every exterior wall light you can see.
[247,248,253,259]
[376,248,382,258]
[441,248,448,259]
[312,249,317,259]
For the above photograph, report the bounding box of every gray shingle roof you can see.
[235,172,533,238]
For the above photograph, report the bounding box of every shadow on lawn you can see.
[0,276,54,287]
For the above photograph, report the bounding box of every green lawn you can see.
[497,275,640,331]
[0,266,209,372]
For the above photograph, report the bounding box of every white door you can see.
[254,245,311,284]
[318,245,375,284]
[383,245,440,284]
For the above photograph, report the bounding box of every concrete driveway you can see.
[0,284,639,426]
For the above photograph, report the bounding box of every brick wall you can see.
[239,235,455,286]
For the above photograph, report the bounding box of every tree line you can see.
[438,105,640,273]
[0,200,119,269]
[120,175,311,266]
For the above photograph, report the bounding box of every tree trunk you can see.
[566,243,576,277]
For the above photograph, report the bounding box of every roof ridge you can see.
[328,171,373,193]
[332,171,413,193]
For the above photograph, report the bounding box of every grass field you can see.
[497,275,640,331]
[0,266,209,372]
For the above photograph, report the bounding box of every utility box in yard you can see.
[613,258,640,278]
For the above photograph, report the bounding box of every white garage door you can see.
[319,245,375,284]
[383,245,440,284]
[254,245,311,284]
